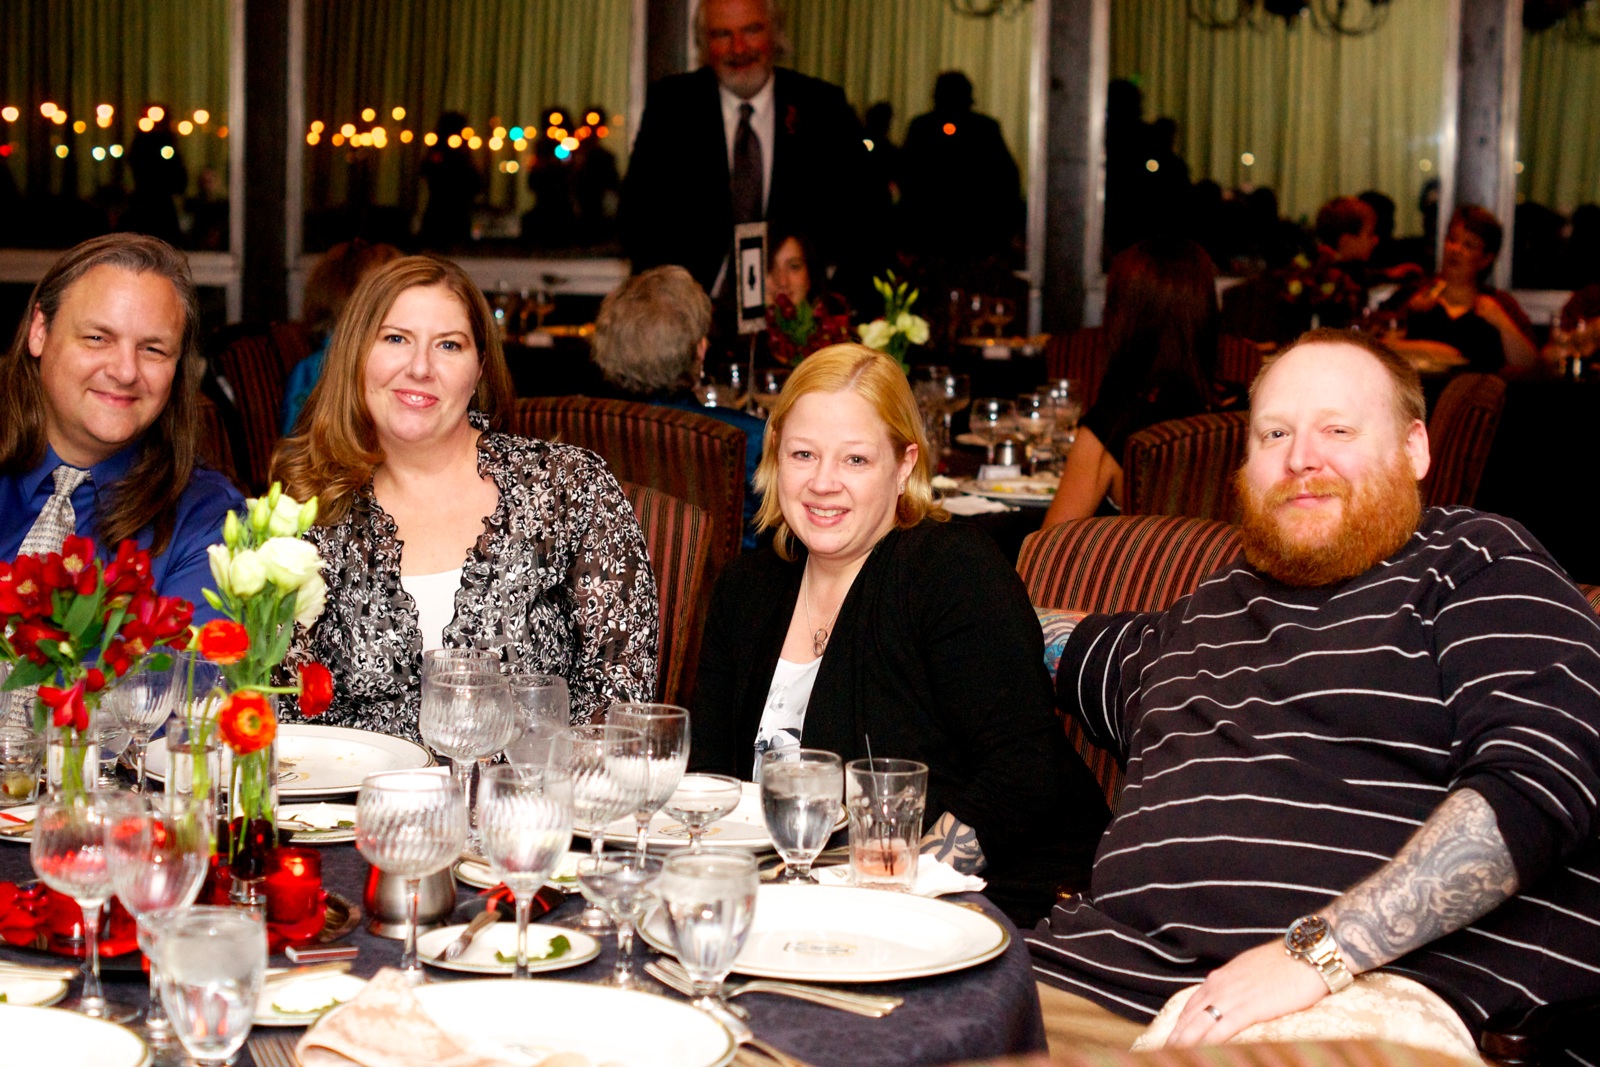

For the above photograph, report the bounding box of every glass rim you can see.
[504,671,567,688]
[481,763,572,784]
[672,772,743,790]
[157,905,266,932]
[662,847,759,876]
[845,757,929,777]
[759,747,841,766]
[359,767,455,792]
[606,702,689,719]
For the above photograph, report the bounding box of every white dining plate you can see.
[278,802,359,844]
[641,883,1010,983]
[254,972,368,1027]
[590,781,844,851]
[957,476,1058,505]
[0,803,36,844]
[0,1003,150,1066]
[415,923,599,976]
[453,850,585,892]
[145,724,432,798]
[396,979,735,1067]
[0,973,69,1007]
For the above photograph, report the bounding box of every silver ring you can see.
[1205,1005,1223,1022]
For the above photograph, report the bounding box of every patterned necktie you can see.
[18,465,92,556]
[731,102,763,225]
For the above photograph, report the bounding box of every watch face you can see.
[1286,916,1330,954]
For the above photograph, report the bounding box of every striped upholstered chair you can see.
[1120,410,1250,521]
[1042,327,1111,409]
[618,481,712,707]
[211,322,315,493]
[1422,372,1507,508]
[196,393,242,490]
[1017,515,1243,811]
[1216,333,1269,389]
[1580,584,1600,615]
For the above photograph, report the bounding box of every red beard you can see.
[1235,456,1422,587]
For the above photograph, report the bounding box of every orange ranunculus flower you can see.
[297,662,334,718]
[195,619,250,665]
[217,690,277,754]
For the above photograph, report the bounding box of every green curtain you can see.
[1519,29,1600,214]
[304,0,632,222]
[1110,0,1452,235]
[785,0,1036,179]
[0,0,231,204]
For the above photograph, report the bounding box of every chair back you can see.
[211,324,313,493]
[618,481,712,707]
[1121,410,1249,520]
[196,393,242,489]
[1216,334,1266,389]
[1580,584,1600,616]
[511,397,747,577]
[1018,515,1244,811]
[1042,327,1111,410]
[1422,372,1507,508]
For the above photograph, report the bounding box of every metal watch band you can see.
[1285,917,1355,994]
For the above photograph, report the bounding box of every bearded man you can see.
[1026,330,1600,1059]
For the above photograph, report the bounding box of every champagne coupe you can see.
[30,793,138,1020]
[503,672,571,766]
[607,703,690,855]
[419,670,516,851]
[938,373,971,453]
[89,700,133,788]
[107,794,210,1040]
[551,724,647,931]
[355,769,468,983]
[759,749,843,884]
[157,906,266,1066]
[659,849,759,1013]
[968,398,1015,464]
[577,850,663,988]
[661,774,744,852]
[105,665,177,792]
[1015,391,1054,474]
[478,765,573,979]
[990,296,1017,336]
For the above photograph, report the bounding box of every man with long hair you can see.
[0,234,242,638]
[1027,329,1600,1059]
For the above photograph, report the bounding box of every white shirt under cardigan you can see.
[399,568,462,653]
[752,655,819,780]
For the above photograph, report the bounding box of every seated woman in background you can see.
[280,239,403,434]
[273,255,658,742]
[765,230,853,365]
[591,265,765,549]
[691,344,1109,925]
[1042,236,1242,527]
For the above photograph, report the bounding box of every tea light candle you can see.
[265,846,322,924]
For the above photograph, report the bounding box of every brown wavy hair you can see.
[0,234,203,555]
[753,343,943,561]
[270,255,515,524]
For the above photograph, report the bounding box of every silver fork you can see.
[248,1030,302,1067]
[645,959,901,1017]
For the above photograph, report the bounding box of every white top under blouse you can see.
[752,655,820,781]
[400,568,463,652]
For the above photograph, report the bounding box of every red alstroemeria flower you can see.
[195,619,249,665]
[297,662,334,717]
[101,540,154,600]
[0,557,53,620]
[9,620,70,666]
[125,591,194,646]
[39,678,90,731]
[104,637,133,678]
[217,690,277,755]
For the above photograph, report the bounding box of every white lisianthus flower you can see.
[900,313,930,346]
[258,537,322,591]
[292,572,327,628]
[265,494,304,538]
[859,318,896,351]
[228,549,268,597]
[207,544,234,597]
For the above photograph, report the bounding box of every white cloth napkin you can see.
[298,968,522,1067]
[940,494,1014,516]
[813,856,987,896]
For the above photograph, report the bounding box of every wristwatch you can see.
[1283,915,1354,993]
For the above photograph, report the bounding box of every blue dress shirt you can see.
[661,393,766,550]
[1,445,243,623]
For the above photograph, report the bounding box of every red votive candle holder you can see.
[265,847,322,924]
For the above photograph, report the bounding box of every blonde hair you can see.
[754,344,943,560]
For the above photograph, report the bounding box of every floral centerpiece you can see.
[1277,251,1364,327]
[768,293,854,365]
[187,484,332,904]
[858,272,930,371]
[0,538,192,799]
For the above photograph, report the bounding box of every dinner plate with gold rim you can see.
[415,923,599,976]
[453,850,585,892]
[0,803,36,844]
[0,1004,150,1066]
[254,972,368,1027]
[0,973,70,1007]
[145,725,432,798]
[590,781,844,851]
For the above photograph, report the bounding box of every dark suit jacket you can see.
[690,520,1110,925]
[621,66,887,298]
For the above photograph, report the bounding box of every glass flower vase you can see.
[44,728,96,801]
[163,716,223,854]
[227,729,279,912]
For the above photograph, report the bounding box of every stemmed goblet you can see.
[576,850,663,988]
[760,748,843,884]
[661,774,744,852]
[477,765,573,979]
[969,398,1016,464]
[419,670,516,851]
[607,702,690,855]
[659,849,759,1014]
[29,792,139,1021]
[105,665,177,792]
[355,769,468,983]
[551,724,647,931]
[157,906,267,1067]
[504,672,571,766]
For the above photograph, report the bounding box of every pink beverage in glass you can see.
[845,758,928,892]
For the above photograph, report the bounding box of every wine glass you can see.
[477,765,573,978]
[420,647,497,679]
[990,296,1017,336]
[89,700,133,788]
[1015,392,1054,474]
[419,670,516,851]
[968,398,1015,463]
[157,906,266,1066]
[551,724,647,931]
[107,794,210,1041]
[503,672,571,766]
[702,361,750,411]
[759,749,843,884]
[530,286,557,332]
[30,793,139,1021]
[661,774,744,852]
[967,292,988,338]
[659,849,759,1013]
[105,665,177,792]
[577,850,663,988]
[912,366,953,454]
[607,703,690,855]
[355,769,468,983]
[751,368,790,418]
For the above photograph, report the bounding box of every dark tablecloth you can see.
[0,835,1046,1067]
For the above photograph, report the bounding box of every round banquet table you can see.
[0,834,1048,1067]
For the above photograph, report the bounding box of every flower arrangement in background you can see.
[1277,251,1363,320]
[858,272,930,371]
[768,293,853,365]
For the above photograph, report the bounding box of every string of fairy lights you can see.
[305,107,622,175]
[0,102,227,162]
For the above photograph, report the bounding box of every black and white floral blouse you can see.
[284,431,658,744]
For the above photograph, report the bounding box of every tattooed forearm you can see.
[919,812,987,875]
[1325,788,1518,973]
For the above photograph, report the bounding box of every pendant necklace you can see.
[802,569,842,658]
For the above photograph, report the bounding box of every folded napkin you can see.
[813,857,986,897]
[940,494,1014,516]
[298,968,518,1067]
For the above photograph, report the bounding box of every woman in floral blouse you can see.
[272,255,657,742]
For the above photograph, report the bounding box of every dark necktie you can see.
[731,102,763,224]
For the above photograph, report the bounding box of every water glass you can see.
[104,666,177,792]
[659,849,759,1013]
[421,647,498,679]
[355,769,468,982]
[551,724,647,931]
[607,703,690,854]
[759,749,843,884]
[478,765,573,979]
[0,725,43,807]
[503,672,571,765]
[419,670,516,848]
[576,850,663,987]
[661,774,743,852]
[157,907,266,1066]
[845,758,929,892]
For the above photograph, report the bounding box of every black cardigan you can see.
[690,520,1109,925]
